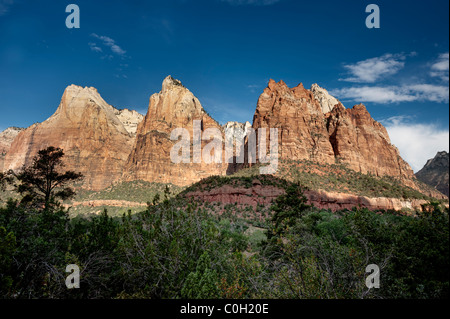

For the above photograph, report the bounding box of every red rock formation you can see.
[0,77,433,205]
[123,76,228,186]
[185,184,440,212]
[3,85,138,190]
[326,103,414,178]
[251,80,415,181]
[252,80,336,164]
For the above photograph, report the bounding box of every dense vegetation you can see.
[0,148,448,299]
[0,185,448,298]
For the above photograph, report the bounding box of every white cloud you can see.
[381,116,449,172]
[340,53,408,83]
[331,84,449,104]
[221,0,282,6]
[430,52,449,82]
[90,33,126,56]
[88,42,102,53]
[0,0,14,16]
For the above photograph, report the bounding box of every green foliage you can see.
[181,252,220,299]
[0,226,16,295]
[182,174,289,194]
[275,159,438,201]
[261,202,449,299]
[0,171,448,299]
[270,183,311,234]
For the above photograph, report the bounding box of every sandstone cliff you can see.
[123,76,229,186]
[250,80,415,181]
[0,127,24,172]
[326,103,414,178]
[252,80,336,164]
[3,85,138,190]
[1,77,439,205]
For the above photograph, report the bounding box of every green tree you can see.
[181,252,220,299]
[12,146,83,209]
[0,226,16,296]
[270,183,311,235]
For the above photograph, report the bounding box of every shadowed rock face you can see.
[326,103,414,179]
[123,76,229,186]
[416,151,449,197]
[3,85,138,191]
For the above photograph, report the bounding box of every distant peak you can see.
[310,83,343,113]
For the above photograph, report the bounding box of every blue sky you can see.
[0,0,448,171]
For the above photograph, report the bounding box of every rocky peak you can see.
[124,76,227,186]
[416,151,449,197]
[144,76,208,132]
[62,85,102,105]
[3,85,137,190]
[326,103,412,177]
[162,75,184,92]
[53,84,131,137]
[223,121,252,132]
[310,83,342,114]
[422,151,449,169]
[253,79,336,164]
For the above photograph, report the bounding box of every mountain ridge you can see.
[416,151,449,197]
[1,76,446,207]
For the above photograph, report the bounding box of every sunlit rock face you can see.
[3,85,138,190]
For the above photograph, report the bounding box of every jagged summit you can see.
[3,77,441,200]
[146,76,205,129]
[124,76,227,186]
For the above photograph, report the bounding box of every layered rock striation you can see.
[251,80,415,180]
[252,80,336,164]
